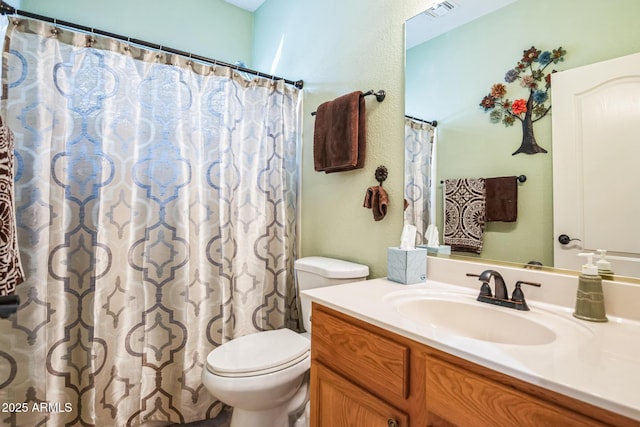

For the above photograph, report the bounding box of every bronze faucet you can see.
[467,270,541,311]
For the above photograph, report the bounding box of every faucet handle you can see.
[479,281,492,297]
[511,281,541,303]
[466,272,492,297]
[515,280,542,289]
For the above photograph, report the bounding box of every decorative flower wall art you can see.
[480,46,567,155]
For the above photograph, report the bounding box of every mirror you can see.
[404,0,640,281]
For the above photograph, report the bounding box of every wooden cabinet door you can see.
[310,362,408,427]
[311,304,410,401]
[425,355,605,427]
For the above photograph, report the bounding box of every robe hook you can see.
[375,165,388,186]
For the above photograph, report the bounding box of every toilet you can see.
[201,256,369,427]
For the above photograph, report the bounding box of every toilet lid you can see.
[206,329,310,378]
[295,256,369,279]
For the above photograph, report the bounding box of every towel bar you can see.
[440,175,526,184]
[363,89,386,102]
[311,89,386,116]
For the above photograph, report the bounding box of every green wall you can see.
[406,0,640,266]
[20,0,254,66]
[252,0,429,278]
[5,0,22,8]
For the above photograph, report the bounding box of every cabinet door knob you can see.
[388,419,399,427]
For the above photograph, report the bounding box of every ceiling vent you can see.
[423,1,457,18]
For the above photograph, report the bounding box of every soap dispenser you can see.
[596,249,615,280]
[573,253,608,322]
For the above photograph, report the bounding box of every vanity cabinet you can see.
[311,362,408,426]
[309,303,638,427]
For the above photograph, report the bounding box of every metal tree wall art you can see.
[480,46,567,155]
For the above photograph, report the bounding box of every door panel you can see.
[310,363,408,427]
[552,52,640,276]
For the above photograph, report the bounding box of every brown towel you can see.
[485,176,518,222]
[443,178,486,254]
[363,186,388,221]
[313,91,366,173]
[0,116,25,297]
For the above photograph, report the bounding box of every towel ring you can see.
[375,165,388,186]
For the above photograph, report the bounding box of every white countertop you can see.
[302,278,640,421]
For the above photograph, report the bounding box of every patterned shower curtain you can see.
[403,117,435,245]
[0,17,301,427]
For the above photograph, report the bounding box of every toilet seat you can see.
[206,328,310,378]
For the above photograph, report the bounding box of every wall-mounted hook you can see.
[375,165,388,186]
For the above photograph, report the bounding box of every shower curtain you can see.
[404,117,435,245]
[0,16,301,426]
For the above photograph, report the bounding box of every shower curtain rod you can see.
[405,114,437,127]
[0,1,304,89]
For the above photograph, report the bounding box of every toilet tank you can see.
[295,256,369,333]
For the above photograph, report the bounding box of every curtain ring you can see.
[50,18,59,36]
[86,30,96,47]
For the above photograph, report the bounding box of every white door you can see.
[552,52,640,277]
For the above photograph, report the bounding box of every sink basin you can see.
[384,288,593,346]
[395,296,555,345]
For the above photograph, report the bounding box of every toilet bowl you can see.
[202,329,310,427]
[202,257,369,427]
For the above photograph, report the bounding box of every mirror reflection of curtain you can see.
[404,118,435,245]
[0,17,301,426]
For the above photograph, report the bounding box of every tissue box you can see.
[387,247,427,285]
[417,244,439,254]
[438,245,451,255]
